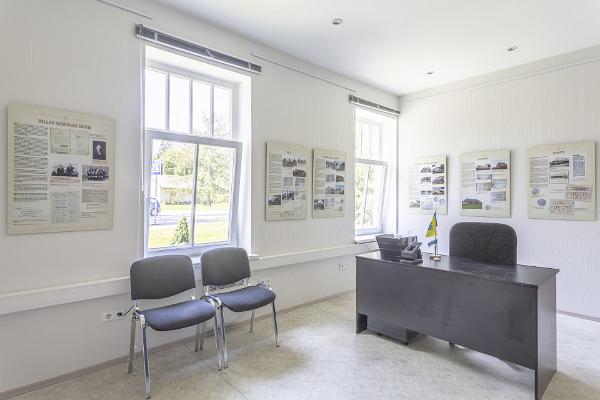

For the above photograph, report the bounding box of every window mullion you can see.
[190,144,200,247]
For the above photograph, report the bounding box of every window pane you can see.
[194,145,234,245]
[148,139,195,250]
[145,69,166,130]
[355,163,368,228]
[369,124,381,159]
[169,75,191,133]
[355,122,362,158]
[361,122,370,159]
[363,164,385,228]
[192,81,211,136]
[355,162,385,232]
[213,86,232,138]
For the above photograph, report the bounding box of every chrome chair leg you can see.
[140,316,151,399]
[127,316,137,373]
[213,316,223,370]
[195,322,205,352]
[249,310,255,333]
[272,301,279,347]
[219,306,228,368]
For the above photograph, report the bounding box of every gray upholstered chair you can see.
[127,255,222,398]
[449,222,517,265]
[201,247,278,368]
[448,222,517,347]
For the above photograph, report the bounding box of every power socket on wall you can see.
[338,263,349,271]
[103,309,126,322]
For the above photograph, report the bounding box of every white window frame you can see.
[355,116,388,236]
[143,62,243,256]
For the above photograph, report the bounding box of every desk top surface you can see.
[356,251,559,288]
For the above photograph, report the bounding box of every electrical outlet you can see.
[338,263,349,270]
[103,309,126,322]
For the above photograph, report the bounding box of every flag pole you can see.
[430,215,442,261]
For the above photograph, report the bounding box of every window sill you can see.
[354,234,379,244]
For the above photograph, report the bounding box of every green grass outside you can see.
[148,220,229,249]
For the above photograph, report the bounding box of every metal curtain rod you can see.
[96,0,152,19]
[251,52,357,92]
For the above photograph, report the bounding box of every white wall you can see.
[0,0,396,393]
[397,57,600,320]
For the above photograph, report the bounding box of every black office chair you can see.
[449,222,517,265]
[448,222,517,347]
[201,247,279,368]
[127,255,223,399]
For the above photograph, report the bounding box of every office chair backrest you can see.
[130,255,195,300]
[449,222,517,265]
[201,247,251,287]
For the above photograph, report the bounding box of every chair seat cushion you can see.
[216,286,276,312]
[142,300,215,331]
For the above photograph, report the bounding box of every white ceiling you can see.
[153,0,600,95]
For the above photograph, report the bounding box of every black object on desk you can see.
[375,234,417,260]
[356,251,558,400]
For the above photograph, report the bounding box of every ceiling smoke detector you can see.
[332,18,343,26]
[507,46,519,52]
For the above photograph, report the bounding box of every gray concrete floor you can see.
[13,293,600,399]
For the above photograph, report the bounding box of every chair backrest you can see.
[201,247,251,287]
[449,222,517,265]
[130,255,195,300]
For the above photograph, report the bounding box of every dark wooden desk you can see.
[356,251,559,400]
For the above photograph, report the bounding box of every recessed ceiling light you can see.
[332,18,343,26]
[507,46,519,52]
[426,71,435,75]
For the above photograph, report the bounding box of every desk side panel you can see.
[536,276,557,399]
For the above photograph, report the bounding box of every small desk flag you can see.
[426,211,438,238]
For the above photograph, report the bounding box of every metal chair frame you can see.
[204,278,279,369]
[127,288,223,399]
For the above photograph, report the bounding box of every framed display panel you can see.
[312,148,346,218]
[7,103,115,234]
[265,141,311,220]
[407,154,448,215]
[460,149,511,218]
[528,141,595,221]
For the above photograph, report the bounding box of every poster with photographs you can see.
[265,142,310,220]
[528,141,595,220]
[408,155,447,215]
[312,148,346,218]
[7,104,114,234]
[460,149,510,217]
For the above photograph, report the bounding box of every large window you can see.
[144,65,241,254]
